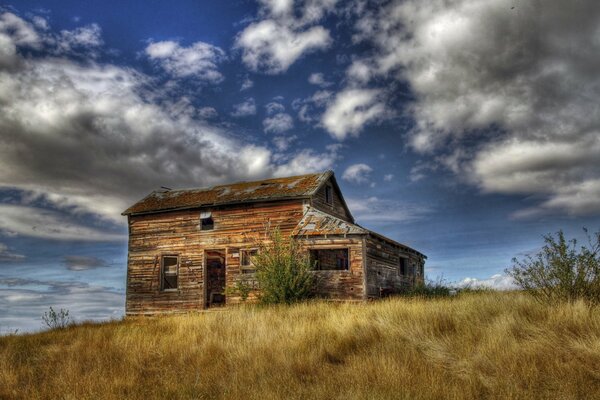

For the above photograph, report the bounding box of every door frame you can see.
[203,248,227,309]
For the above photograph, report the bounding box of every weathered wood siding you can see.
[126,200,305,314]
[311,179,352,222]
[365,234,425,298]
[299,237,366,300]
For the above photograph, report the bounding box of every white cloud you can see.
[56,24,103,54]
[322,88,386,140]
[231,97,257,117]
[346,196,431,223]
[263,112,294,134]
[265,101,285,115]
[0,205,123,241]
[273,147,339,177]
[273,134,298,151]
[145,40,225,82]
[0,243,24,261]
[350,0,600,217]
[383,174,394,182]
[0,13,338,226]
[342,163,373,184]
[235,0,336,74]
[308,72,332,87]
[240,76,254,91]
[197,106,218,119]
[63,255,109,271]
[459,274,517,291]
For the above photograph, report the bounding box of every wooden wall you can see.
[311,179,352,222]
[298,237,366,301]
[365,234,425,298]
[126,200,305,315]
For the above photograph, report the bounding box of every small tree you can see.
[42,307,71,329]
[506,229,600,304]
[252,228,316,304]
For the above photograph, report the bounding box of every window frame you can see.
[200,216,214,231]
[240,248,259,274]
[399,256,408,277]
[161,255,179,291]
[309,248,350,271]
[325,185,333,205]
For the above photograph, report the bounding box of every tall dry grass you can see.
[1,292,599,399]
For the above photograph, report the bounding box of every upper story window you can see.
[240,249,258,274]
[200,210,214,230]
[325,185,333,205]
[161,255,178,290]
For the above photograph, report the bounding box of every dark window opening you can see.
[241,249,258,274]
[325,185,333,205]
[310,249,349,270]
[162,255,178,290]
[399,257,407,276]
[200,216,214,230]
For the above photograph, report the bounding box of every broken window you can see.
[325,185,333,205]
[200,211,214,230]
[310,249,349,270]
[240,249,258,274]
[162,255,178,290]
[399,257,408,276]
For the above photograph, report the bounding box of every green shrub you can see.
[252,228,316,304]
[506,229,600,304]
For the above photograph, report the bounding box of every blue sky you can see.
[1,0,599,333]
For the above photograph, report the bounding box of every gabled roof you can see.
[123,171,334,216]
[292,206,426,258]
[293,207,367,237]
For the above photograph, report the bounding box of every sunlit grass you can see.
[1,292,599,399]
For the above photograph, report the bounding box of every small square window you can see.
[241,249,258,274]
[162,256,178,290]
[200,216,214,230]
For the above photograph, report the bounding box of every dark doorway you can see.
[205,250,226,308]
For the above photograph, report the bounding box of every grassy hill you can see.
[1,292,599,399]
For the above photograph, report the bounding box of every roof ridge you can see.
[155,170,330,194]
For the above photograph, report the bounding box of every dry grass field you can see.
[1,292,599,399]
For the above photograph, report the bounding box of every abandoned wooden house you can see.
[122,170,426,315]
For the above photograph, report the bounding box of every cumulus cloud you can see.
[263,112,294,133]
[383,174,393,182]
[459,274,517,291]
[235,0,336,73]
[350,0,600,217]
[240,76,254,91]
[145,40,225,81]
[0,13,336,228]
[308,72,332,87]
[272,134,298,151]
[55,24,103,55]
[231,97,257,117]
[322,88,386,140]
[342,163,372,184]
[273,146,340,177]
[265,101,286,115]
